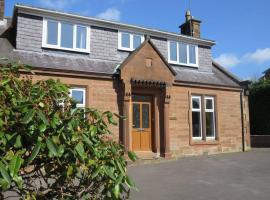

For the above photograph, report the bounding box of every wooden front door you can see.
[132,95,152,151]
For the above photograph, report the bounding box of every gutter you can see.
[174,80,242,91]
[14,4,216,47]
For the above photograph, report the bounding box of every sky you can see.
[4,0,270,80]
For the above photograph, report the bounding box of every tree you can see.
[0,62,137,199]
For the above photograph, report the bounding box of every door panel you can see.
[142,104,150,128]
[132,130,141,150]
[132,103,141,150]
[132,104,140,128]
[132,95,152,151]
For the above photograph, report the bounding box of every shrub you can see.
[249,79,270,135]
[0,63,137,199]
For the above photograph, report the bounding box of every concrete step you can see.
[128,156,177,166]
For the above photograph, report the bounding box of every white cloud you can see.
[39,0,79,10]
[244,48,270,64]
[97,8,121,21]
[214,53,241,68]
[215,48,270,68]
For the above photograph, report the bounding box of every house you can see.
[0,1,251,158]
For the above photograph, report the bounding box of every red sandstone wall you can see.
[30,73,244,157]
[169,86,243,156]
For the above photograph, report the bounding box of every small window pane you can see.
[133,104,140,128]
[47,21,58,45]
[179,43,187,63]
[133,35,142,49]
[76,26,87,49]
[142,104,150,128]
[206,112,215,137]
[169,41,177,61]
[192,112,201,137]
[206,99,213,110]
[71,90,84,104]
[192,98,200,109]
[189,45,196,64]
[61,22,73,48]
[121,33,130,48]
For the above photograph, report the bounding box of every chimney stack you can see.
[180,10,201,38]
[0,0,4,21]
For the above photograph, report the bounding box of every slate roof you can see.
[0,37,241,88]
[0,38,119,75]
[173,65,240,87]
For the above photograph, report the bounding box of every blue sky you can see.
[5,0,270,80]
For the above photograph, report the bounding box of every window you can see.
[43,18,90,53]
[70,88,86,109]
[191,95,216,140]
[168,41,198,67]
[169,41,177,62]
[76,26,87,49]
[179,43,188,64]
[61,22,73,48]
[118,31,144,51]
[121,32,130,48]
[191,96,202,139]
[189,45,197,64]
[205,97,215,139]
[133,35,142,49]
[47,21,58,45]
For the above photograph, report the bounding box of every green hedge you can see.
[249,80,270,135]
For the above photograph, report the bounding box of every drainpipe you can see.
[240,90,245,152]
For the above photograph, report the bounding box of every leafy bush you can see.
[0,63,137,199]
[249,79,270,94]
[249,79,270,135]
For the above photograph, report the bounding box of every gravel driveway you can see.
[128,149,270,200]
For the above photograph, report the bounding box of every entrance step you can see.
[127,152,177,166]
[134,151,157,159]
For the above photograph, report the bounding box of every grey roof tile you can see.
[173,66,240,87]
[0,38,240,88]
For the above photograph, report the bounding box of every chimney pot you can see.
[185,10,192,21]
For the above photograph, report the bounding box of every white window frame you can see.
[205,97,216,140]
[118,31,144,51]
[42,18,90,53]
[191,96,203,140]
[168,41,198,67]
[69,88,86,109]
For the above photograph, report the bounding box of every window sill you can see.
[190,139,219,146]
[169,62,199,68]
[42,45,90,54]
[117,47,135,52]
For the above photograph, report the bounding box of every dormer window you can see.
[42,18,90,53]
[168,41,198,67]
[118,31,144,51]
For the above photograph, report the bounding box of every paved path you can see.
[128,149,270,200]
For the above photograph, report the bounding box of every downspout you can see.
[240,90,245,152]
